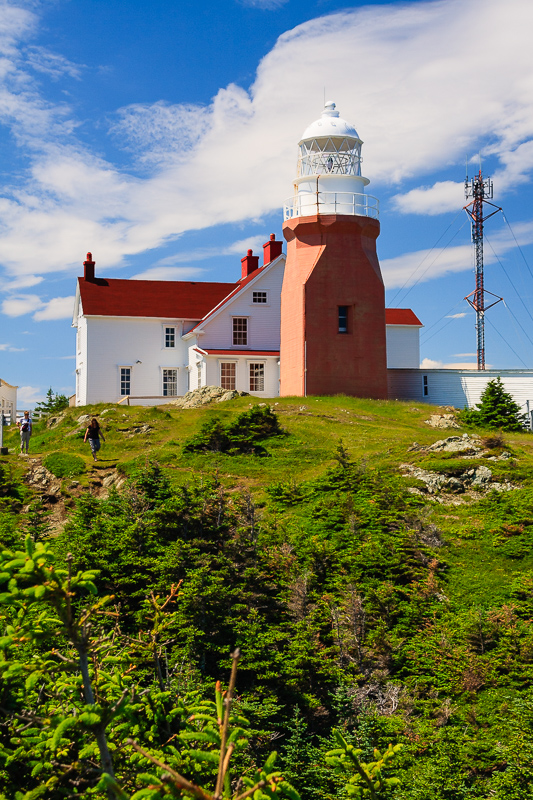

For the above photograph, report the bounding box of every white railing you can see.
[283,191,379,221]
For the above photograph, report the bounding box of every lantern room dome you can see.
[299,101,361,144]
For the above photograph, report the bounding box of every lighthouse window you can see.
[233,318,248,346]
[338,306,349,333]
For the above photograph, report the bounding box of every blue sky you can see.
[1,0,533,407]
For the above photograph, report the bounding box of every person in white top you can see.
[17,410,32,454]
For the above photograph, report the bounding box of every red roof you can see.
[386,308,423,326]
[199,349,280,356]
[78,277,237,319]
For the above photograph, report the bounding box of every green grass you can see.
[4,395,533,610]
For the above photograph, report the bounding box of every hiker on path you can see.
[84,417,105,462]
[17,411,32,454]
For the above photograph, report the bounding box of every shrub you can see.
[184,405,283,454]
[34,387,69,416]
[43,451,86,478]
[480,432,506,450]
[459,378,527,432]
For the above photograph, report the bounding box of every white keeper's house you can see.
[72,240,423,406]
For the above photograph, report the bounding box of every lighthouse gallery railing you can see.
[283,191,379,221]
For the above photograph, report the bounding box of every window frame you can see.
[220,361,237,391]
[162,368,178,397]
[252,290,268,305]
[163,325,177,349]
[248,362,265,393]
[119,366,132,397]
[232,317,248,347]
[338,305,350,334]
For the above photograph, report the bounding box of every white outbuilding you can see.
[0,379,17,424]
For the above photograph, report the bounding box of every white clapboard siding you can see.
[82,317,187,404]
[386,326,420,369]
[388,368,533,411]
[197,262,283,352]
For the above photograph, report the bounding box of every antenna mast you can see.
[463,169,502,370]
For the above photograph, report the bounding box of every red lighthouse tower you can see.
[280,102,388,398]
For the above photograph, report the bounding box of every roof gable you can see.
[185,255,285,336]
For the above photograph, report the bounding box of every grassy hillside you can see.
[1,395,533,799]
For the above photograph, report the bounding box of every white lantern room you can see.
[284,101,378,220]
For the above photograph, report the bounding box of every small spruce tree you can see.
[34,386,69,415]
[460,377,527,432]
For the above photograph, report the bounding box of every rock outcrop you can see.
[170,386,249,409]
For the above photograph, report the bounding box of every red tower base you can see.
[280,214,388,398]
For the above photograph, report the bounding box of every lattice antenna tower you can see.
[464,168,502,370]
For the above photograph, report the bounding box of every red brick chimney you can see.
[263,233,282,265]
[241,249,259,279]
[84,252,95,282]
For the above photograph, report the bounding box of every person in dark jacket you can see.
[84,417,105,462]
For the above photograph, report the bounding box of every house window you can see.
[249,363,265,392]
[252,291,268,304]
[164,326,176,348]
[423,375,428,396]
[163,369,178,397]
[120,367,131,396]
[221,362,236,390]
[338,306,349,333]
[233,317,248,346]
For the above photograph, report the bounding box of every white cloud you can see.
[131,266,206,281]
[238,0,289,8]
[383,218,533,288]
[1,294,42,317]
[420,357,479,369]
[33,295,75,321]
[0,0,533,283]
[453,352,476,356]
[111,101,212,166]
[381,244,473,289]
[17,385,44,407]
[25,46,83,80]
[0,274,43,291]
[392,181,465,215]
[446,313,468,318]
[139,235,268,274]
[0,342,25,351]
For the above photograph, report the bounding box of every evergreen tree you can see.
[460,377,527,431]
[34,386,69,416]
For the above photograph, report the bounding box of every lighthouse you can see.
[280,101,388,398]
